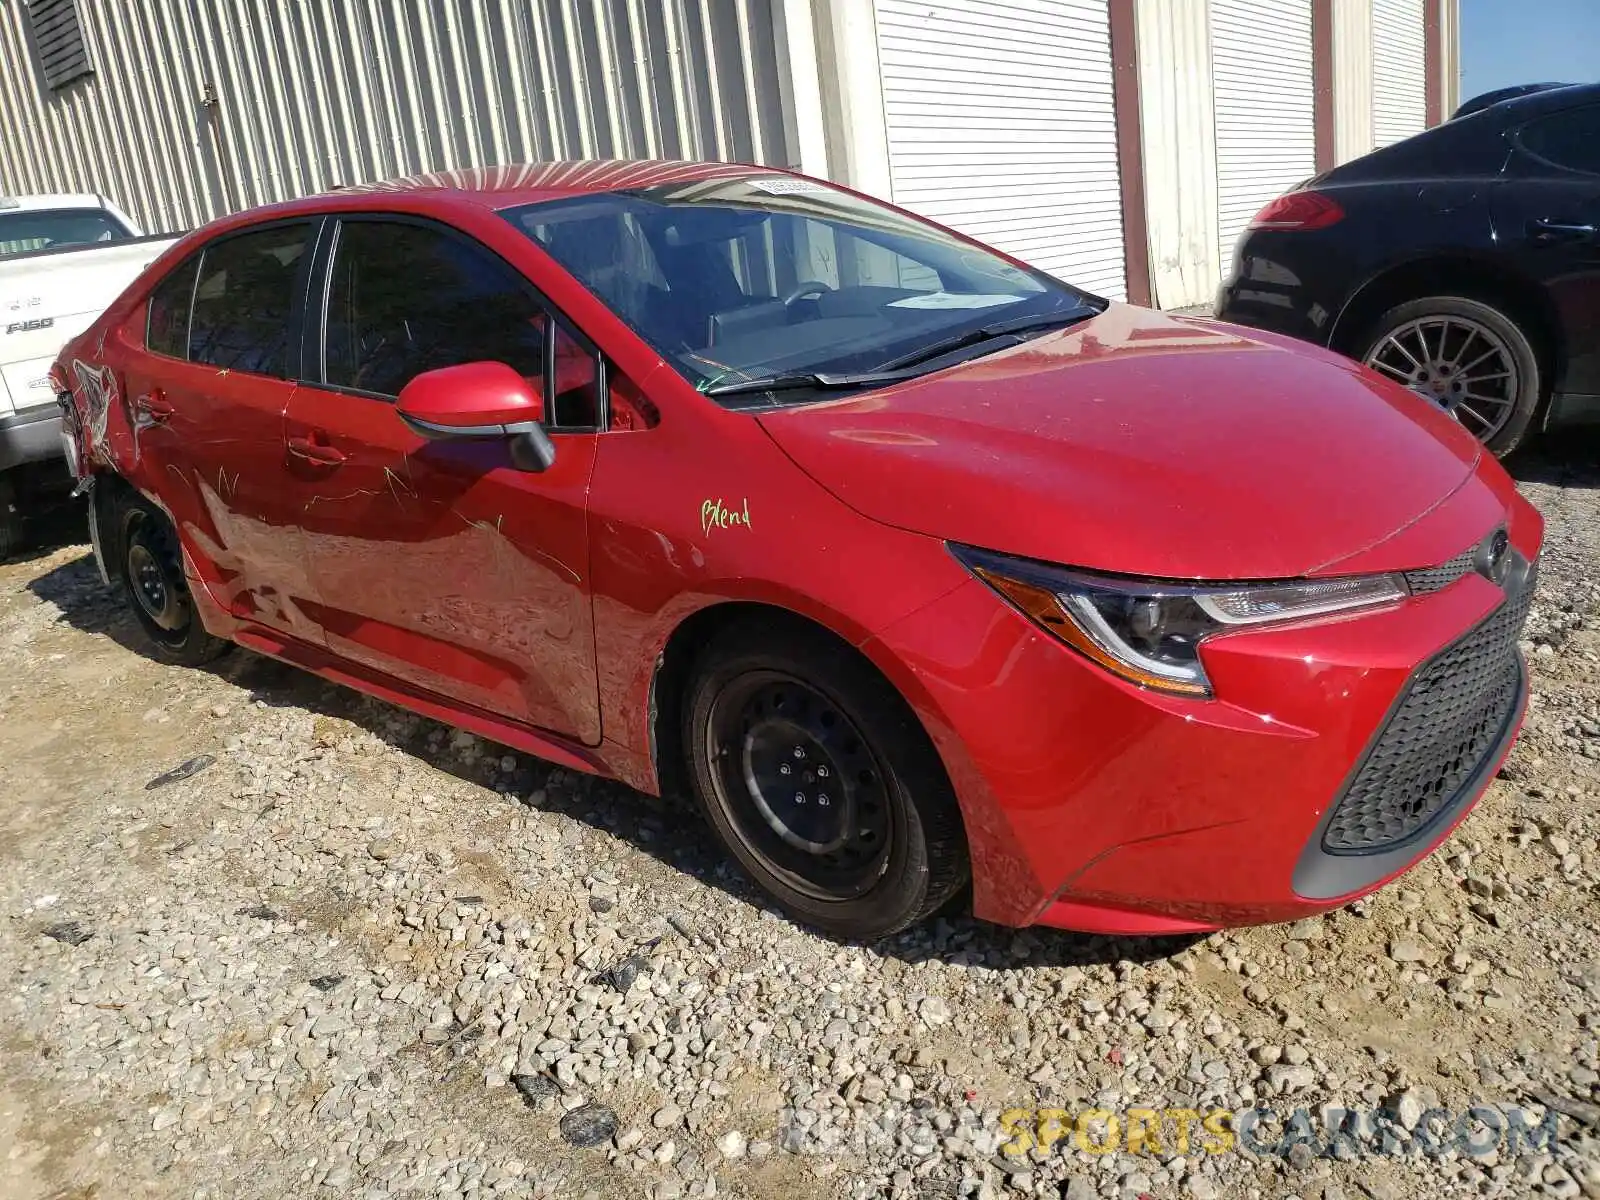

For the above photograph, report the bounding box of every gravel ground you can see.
[3,445,1600,1200]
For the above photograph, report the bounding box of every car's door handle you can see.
[286,434,347,465]
[136,390,174,423]
[1529,218,1599,243]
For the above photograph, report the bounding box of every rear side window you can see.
[322,219,598,426]
[188,223,311,377]
[146,257,199,359]
[1517,106,1600,175]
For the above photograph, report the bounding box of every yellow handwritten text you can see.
[701,497,752,536]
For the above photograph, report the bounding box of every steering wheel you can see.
[782,280,832,307]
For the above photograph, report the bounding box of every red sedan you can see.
[53,161,1542,941]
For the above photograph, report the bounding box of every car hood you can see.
[755,304,1485,580]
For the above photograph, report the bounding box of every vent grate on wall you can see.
[26,0,93,92]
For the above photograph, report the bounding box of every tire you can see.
[116,494,230,667]
[682,617,968,941]
[0,476,21,562]
[1357,295,1542,457]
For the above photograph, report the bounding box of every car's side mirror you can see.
[396,361,556,472]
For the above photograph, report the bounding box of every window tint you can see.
[550,322,599,428]
[146,256,199,359]
[1518,106,1600,174]
[0,207,129,260]
[188,224,310,377]
[324,220,557,405]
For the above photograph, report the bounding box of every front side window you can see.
[505,176,1100,404]
[188,223,311,377]
[0,206,130,260]
[324,221,531,389]
[1517,106,1600,175]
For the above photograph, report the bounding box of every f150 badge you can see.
[4,317,53,335]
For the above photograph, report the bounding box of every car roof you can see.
[0,192,112,212]
[1451,82,1573,120]
[316,159,782,209]
[1459,81,1600,124]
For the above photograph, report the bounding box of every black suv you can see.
[1216,82,1600,457]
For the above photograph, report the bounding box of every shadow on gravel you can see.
[1507,427,1600,488]
[1,490,86,567]
[28,548,1203,973]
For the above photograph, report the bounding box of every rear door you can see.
[122,219,325,643]
[283,215,602,743]
[1491,103,1600,410]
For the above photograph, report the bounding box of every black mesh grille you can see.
[1405,545,1477,595]
[1322,577,1534,854]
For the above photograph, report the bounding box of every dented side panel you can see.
[282,384,602,746]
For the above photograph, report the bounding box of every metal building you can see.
[0,0,1457,310]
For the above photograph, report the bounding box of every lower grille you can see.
[1322,577,1534,854]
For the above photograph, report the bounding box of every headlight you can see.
[953,545,1406,697]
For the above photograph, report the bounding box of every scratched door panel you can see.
[283,385,603,744]
[122,353,320,644]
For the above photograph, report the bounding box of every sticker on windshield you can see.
[888,292,1022,310]
[748,177,833,195]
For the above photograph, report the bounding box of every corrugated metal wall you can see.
[1332,0,1375,163]
[1135,0,1218,310]
[1209,0,1315,270]
[1371,0,1427,147]
[0,0,792,234]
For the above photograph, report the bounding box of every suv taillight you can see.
[1247,191,1344,231]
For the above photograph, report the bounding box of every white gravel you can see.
[0,446,1598,1199]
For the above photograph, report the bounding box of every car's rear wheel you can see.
[1358,295,1541,457]
[117,495,229,666]
[682,618,968,941]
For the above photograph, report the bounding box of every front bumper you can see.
[0,405,65,473]
[868,516,1542,934]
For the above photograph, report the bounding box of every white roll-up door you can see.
[1372,0,1427,147]
[873,0,1127,300]
[1210,0,1316,270]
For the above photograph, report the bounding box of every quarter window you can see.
[1518,107,1600,175]
[188,223,311,377]
[146,255,199,359]
[322,220,597,426]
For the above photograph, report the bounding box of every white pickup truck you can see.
[0,193,178,555]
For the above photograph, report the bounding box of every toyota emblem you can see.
[1476,529,1511,586]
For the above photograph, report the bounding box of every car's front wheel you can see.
[682,618,968,941]
[1358,295,1542,457]
[117,495,229,666]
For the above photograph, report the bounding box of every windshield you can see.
[0,207,131,260]
[503,177,1101,402]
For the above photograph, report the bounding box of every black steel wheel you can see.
[118,496,229,666]
[684,617,968,940]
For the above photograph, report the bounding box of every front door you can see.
[1491,102,1600,416]
[284,216,603,743]
[120,220,324,644]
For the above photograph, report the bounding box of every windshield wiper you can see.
[875,306,1101,371]
[701,368,917,398]
[700,305,1102,398]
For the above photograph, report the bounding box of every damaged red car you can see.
[54,161,1542,941]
